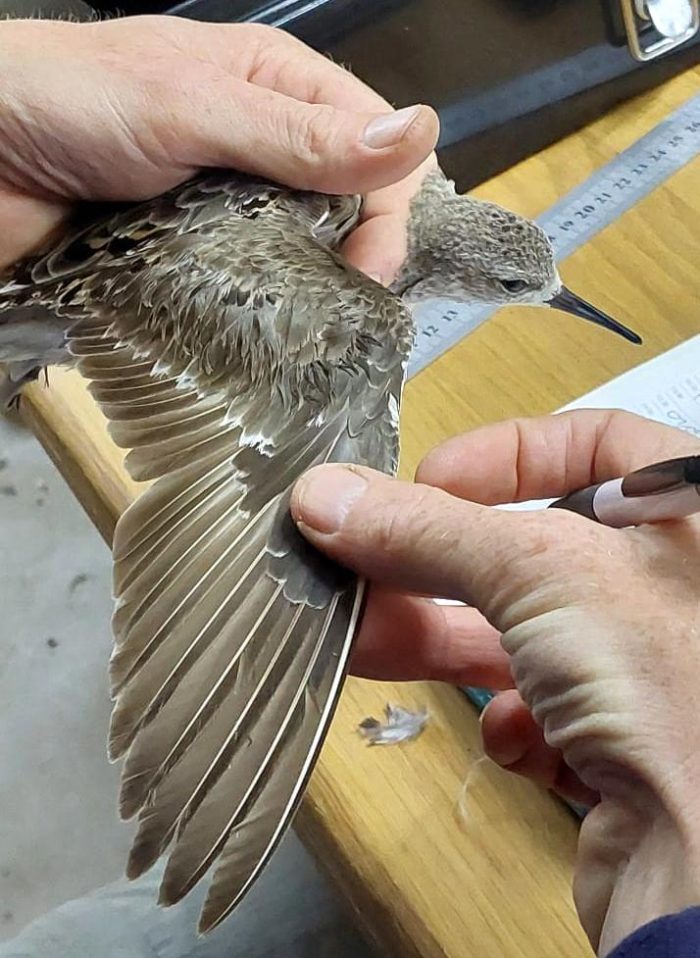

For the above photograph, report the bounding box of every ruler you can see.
[409,89,700,379]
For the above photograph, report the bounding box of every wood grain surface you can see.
[20,64,700,958]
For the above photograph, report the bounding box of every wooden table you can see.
[21,64,700,958]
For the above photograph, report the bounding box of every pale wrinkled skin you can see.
[290,409,700,956]
[0,16,439,274]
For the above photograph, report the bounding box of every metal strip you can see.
[409,89,700,378]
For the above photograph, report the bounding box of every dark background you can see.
[16,0,700,188]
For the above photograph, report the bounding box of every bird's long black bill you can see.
[548,286,642,345]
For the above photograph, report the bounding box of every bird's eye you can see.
[500,279,529,294]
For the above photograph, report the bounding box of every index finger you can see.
[229,25,437,281]
[339,158,436,282]
[416,409,700,505]
[220,24,394,112]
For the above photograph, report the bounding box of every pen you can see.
[548,454,700,527]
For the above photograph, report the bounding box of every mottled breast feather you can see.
[0,171,413,932]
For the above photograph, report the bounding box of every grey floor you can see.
[0,413,375,957]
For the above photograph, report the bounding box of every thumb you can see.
[186,80,440,196]
[289,463,544,619]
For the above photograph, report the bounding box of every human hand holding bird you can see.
[292,409,700,955]
[0,14,439,277]
[0,11,642,938]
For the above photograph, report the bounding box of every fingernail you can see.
[363,105,421,150]
[368,271,385,286]
[292,465,368,535]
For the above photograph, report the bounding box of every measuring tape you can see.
[409,89,700,379]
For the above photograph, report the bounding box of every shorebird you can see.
[0,167,641,932]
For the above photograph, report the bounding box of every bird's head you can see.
[394,172,641,345]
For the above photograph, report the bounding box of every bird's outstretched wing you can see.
[4,173,413,932]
